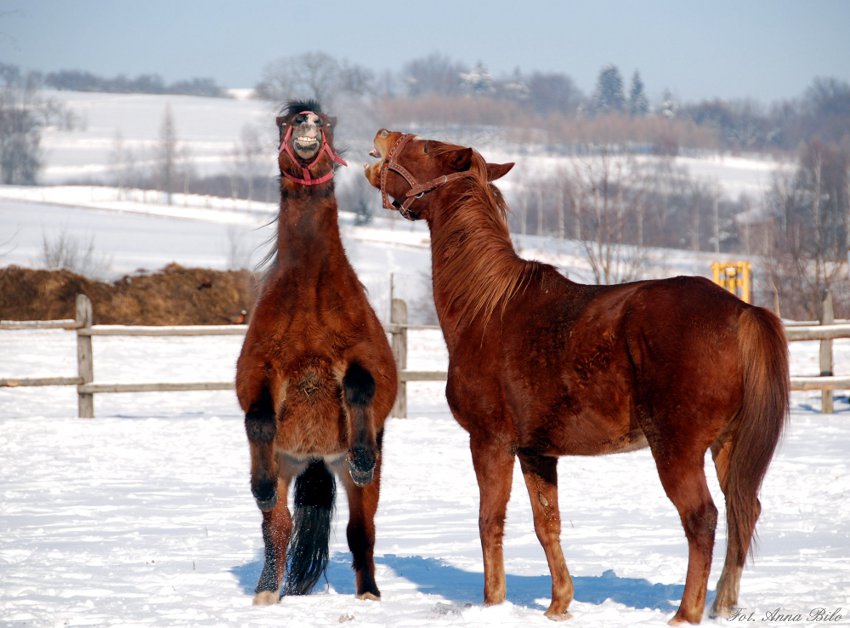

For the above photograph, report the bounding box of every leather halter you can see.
[378,133,472,220]
[279,111,348,186]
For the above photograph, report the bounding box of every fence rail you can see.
[2,294,848,418]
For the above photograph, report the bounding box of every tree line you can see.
[3,54,848,319]
[43,70,227,98]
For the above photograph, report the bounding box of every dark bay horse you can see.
[364,130,789,624]
[235,102,397,604]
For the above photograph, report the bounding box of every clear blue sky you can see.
[2,0,848,104]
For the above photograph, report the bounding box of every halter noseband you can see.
[378,133,473,220]
[279,111,348,186]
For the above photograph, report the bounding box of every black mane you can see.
[282,99,323,117]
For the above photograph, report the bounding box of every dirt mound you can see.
[0,264,257,325]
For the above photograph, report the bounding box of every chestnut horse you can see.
[364,130,788,624]
[235,102,397,605]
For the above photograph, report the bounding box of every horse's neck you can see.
[276,190,346,269]
[428,196,530,340]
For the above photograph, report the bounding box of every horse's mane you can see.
[431,150,540,331]
[282,99,322,117]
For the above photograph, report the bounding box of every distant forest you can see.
[6,52,850,154]
[42,69,228,98]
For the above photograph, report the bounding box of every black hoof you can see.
[252,481,278,511]
[349,466,374,487]
[348,447,376,487]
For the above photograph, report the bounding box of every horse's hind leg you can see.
[336,433,384,600]
[653,449,718,625]
[342,362,379,487]
[709,438,759,618]
[517,450,573,620]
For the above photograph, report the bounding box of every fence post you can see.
[76,294,94,418]
[390,298,408,418]
[819,290,834,414]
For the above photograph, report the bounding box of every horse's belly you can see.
[535,407,648,456]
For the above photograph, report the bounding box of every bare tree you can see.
[155,105,177,205]
[0,64,44,184]
[41,229,112,278]
[402,53,466,97]
[764,139,849,318]
[109,130,138,196]
[573,154,649,284]
[255,52,373,107]
[229,123,268,202]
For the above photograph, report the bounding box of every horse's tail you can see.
[283,459,336,595]
[727,306,789,558]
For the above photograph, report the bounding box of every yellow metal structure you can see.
[711,261,752,303]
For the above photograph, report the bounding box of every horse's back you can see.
[492,273,763,455]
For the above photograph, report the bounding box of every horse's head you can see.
[364,129,514,220]
[276,100,347,186]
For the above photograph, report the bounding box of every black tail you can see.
[283,459,336,596]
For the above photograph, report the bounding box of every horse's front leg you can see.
[253,475,293,604]
[518,450,573,620]
[334,433,383,600]
[342,362,379,487]
[469,434,515,606]
[244,383,282,510]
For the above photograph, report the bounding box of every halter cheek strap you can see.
[279,111,348,186]
[379,133,473,220]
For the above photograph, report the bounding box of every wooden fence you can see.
[1,294,848,418]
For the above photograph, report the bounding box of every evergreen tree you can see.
[628,71,649,117]
[592,65,625,115]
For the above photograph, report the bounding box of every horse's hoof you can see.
[349,466,374,487]
[348,447,376,486]
[252,483,277,511]
[253,590,279,605]
[668,612,700,625]
[356,592,381,601]
[544,608,572,621]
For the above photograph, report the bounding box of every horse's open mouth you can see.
[294,136,320,152]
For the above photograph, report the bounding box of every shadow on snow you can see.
[231,552,686,612]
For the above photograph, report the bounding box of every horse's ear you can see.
[486,162,514,181]
[448,147,474,172]
[275,116,285,128]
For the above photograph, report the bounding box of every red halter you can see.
[279,111,348,186]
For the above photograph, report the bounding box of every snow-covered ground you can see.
[1,90,848,626]
[0,327,848,626]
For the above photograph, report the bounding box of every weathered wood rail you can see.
[2,294,848,417]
